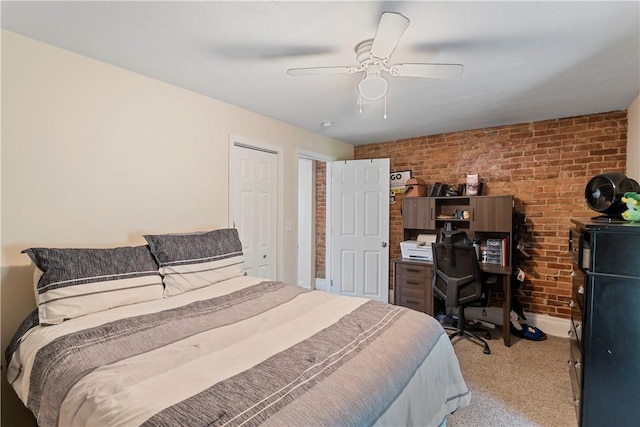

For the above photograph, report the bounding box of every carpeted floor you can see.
[447,326,577,427]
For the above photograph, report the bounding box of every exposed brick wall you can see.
[353,111,628,320]
[315,161,326,279]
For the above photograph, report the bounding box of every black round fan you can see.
[585,172,638,221]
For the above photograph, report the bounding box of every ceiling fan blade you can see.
[389,63,464,79]
[370,12,410,60]
[287,66,359,76]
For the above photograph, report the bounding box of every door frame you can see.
[296,149,336,291]
[297,157,314,288]
[229,135,283,280]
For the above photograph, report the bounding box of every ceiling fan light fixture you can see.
[286,11,464,111]
[358,73,388,101]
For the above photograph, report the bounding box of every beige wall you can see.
[1,30,353,424]
[627,94,640,181]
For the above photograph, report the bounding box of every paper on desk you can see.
[416,234,437,246]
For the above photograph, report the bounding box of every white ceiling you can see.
[2,1,639,145]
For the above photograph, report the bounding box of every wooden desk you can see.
[394,258,513,347]
[479,263,512,347]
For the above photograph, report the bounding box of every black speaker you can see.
[585,172,639,221]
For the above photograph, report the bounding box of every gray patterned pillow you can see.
[23,246,164,324]
[144,228,244,296]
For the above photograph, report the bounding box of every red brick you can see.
[332,111,630,320]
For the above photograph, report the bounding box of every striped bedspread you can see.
[7,276,470,426]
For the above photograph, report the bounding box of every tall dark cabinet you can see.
[568,219,640,426]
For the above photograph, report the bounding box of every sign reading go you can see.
[389,171,411,190]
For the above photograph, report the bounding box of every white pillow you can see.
[144,228,245,297]
[22,246,164,325]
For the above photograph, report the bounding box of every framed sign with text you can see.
[390,170,411,191]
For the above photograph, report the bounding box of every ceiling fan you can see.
[286,12,464,103]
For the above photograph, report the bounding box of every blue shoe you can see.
[511,323,547,341]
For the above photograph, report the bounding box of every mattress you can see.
[6,275,470,426]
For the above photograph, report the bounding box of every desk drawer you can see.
[396,263,430,277]
[394,260,433,315]
[398,285,425,300]
[399,294,426,312]
[397,274,427,290]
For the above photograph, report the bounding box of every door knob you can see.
[381,242,387,248]
[263,254,267,259]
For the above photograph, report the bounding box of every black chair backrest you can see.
[438,229,468,244]
[432,242,484,307]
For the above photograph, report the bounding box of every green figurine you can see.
[621,192,640,222]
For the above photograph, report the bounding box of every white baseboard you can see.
[462,306,571,338]
[525,312,571,338]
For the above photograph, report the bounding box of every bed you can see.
[5,229,470,427]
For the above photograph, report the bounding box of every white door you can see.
[229,143,277,280]
[331,159,390,302]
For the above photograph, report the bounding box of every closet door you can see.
[229,142,277,280]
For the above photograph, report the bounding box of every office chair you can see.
[438,229,469,245]
[432,242,493,354]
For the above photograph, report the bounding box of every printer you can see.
[400,234,437,261]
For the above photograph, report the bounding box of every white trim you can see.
[296,157,314,289]
[463,306,571,338]
[295,149,338,289]
[297,148,336,163]
[524,312,571,339]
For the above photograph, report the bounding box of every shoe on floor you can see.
[511,323,547,341]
